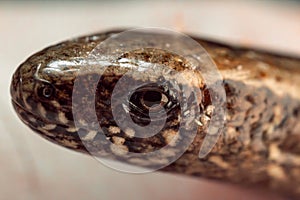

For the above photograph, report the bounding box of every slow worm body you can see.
[10,30,300,198]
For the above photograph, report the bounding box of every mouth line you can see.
[11,98,23,110]
[11,98,63,127]
[11,98,40,120]
[11,98,80,139]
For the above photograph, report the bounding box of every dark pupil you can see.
[142,91,162,108]
[43,86,53,98]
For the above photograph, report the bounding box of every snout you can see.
[10,67,23,108]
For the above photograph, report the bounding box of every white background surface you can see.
[1,1,299,199]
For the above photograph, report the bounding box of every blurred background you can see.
[1,0,300,200]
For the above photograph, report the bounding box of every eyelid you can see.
[161,93,168,104]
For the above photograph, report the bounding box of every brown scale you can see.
[10,29,300,199]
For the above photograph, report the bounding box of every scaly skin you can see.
[10,30,300,198]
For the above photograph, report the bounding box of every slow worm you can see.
[10,29,300,199]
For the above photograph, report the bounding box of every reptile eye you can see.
[128,84,178,120]
[141,91,168,111]
[43,86,53,98]
[37,83,55,99]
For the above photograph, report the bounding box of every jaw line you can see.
[11,99,91,155]
[11,98,70,129]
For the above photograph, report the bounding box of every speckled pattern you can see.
[10,30,300,199]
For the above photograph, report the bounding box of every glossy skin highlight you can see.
[10,30,300,199]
